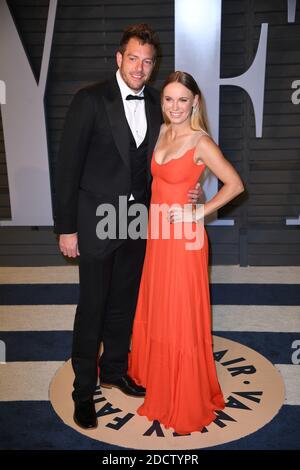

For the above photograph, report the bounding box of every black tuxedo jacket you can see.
[54,77,162,257]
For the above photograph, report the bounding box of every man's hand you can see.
[59,233,80,258]
[188,182,203,204]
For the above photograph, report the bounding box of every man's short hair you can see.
[118,23,160,60]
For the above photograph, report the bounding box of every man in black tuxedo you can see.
[55,24,200,429]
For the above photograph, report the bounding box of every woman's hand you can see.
[187,182,203,204]
[168,204,203,223]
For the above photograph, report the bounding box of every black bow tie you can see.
[126,94,145,101]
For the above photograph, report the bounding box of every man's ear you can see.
[116,51,123,68]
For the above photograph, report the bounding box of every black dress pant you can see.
[71,235,146,402]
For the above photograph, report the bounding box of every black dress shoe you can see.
[73,398,97,429]
[100,374,146,397]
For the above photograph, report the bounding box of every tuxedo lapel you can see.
[103,78,131,169]
[103,78,161,176]
[144,87,162,180]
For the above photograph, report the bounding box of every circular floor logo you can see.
[49,336,285,449]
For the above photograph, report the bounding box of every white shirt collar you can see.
[116,69,145,100]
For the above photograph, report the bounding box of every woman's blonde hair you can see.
[161,71,210,135]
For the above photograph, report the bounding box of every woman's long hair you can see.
[161,71,210,135]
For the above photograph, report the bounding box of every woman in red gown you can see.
[128,71,244,434]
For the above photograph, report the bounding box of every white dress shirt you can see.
[116,69,147,148]
[116,70,148,200]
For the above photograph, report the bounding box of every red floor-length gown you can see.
[128,146,225,434]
